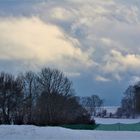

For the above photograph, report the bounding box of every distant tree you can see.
[116,107,123,118]
[133,83,140,113]
[121,86,135,118]
[81,95,103,116]
[101,109,107,117]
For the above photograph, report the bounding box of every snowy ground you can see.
[95,118,140,124]
[0,125,140,140]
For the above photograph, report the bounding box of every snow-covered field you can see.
[0,125,140,140]
[95,118,140,124]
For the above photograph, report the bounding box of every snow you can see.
[95,118,140,124]
[0,125,140,140]
[101,106,119,114]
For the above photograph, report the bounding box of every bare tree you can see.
[120,83,140,118]
[37,68,73,96]
[0,68,93,125]
[22,71,38,124]
[0,72,23,124]
[35,68,91,125]
[81,95,103,116]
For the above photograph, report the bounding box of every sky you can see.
[0,0,140,105]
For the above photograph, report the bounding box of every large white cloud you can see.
[0,17,94,74]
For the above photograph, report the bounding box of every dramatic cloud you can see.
[103,50,140,77]
[0,17,94,74]
[103,50,140,71]
[32,0,140,81]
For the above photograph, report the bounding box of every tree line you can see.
[0,68,94,125]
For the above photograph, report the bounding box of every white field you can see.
[95,117,140,124]
[0,125,140,140]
